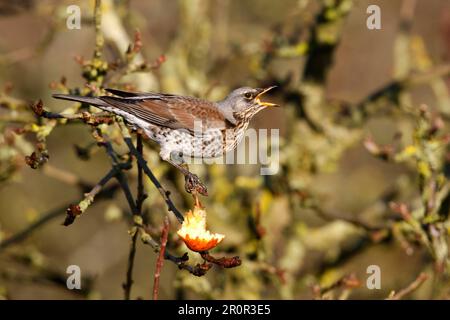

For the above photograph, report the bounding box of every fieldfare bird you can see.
[53,86,278,195]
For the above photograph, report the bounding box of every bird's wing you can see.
[104,88,173,98]
[99,93,230,133]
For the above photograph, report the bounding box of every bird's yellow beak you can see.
[255,86,279,107]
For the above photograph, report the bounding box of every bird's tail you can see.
[52,94,107,107]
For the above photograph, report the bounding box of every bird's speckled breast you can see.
[145,123,249,159]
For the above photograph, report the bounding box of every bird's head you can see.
[219,86,279,122]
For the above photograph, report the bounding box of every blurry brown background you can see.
[0,0,450,300]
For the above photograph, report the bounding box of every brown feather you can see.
[99,95,231,133]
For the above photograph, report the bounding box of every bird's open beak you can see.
[255,86,279,107]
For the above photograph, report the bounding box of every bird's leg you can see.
[168,151,208,196]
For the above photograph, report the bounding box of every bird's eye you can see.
[244,92,254,99]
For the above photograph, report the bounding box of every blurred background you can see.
[1,0,450,299]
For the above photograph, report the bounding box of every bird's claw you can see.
[185,173,208,196]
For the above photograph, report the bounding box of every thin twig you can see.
[313,273,361,299]
[313,204,384,232]
[137,221,207,276]
[135,133,146,212]
[0,203,70,250]
[386,272,429,300]
[100,138,143,300]
[102,139,138,214]
[153,216,170,300]
[93,0,104,59]
[135,227,212,277]
[42,164,83,186]
[200,252,242,268]
[123,134,146,300]
[5,252,95,297]
[63,163,129,226]
[123,225,138,300]
[30,100,113,125]
[121,133,184,223]
[0,184,119,250]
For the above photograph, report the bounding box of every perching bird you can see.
[53,86,278,195]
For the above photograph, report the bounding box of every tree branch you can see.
[153,216,169,300]
[63,162,130,226]
[0,183,120,250]
[387,272,429,300]
[119,123,184,223]
[123,134,146,300]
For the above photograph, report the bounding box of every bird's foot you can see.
[185,172,208,196]
[166,151,208,196]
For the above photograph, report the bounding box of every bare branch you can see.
[123,134,146,300]
[387,272,429,300]
[153,216,170,300]
[119,123,184,223]
[0,183,120,250]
